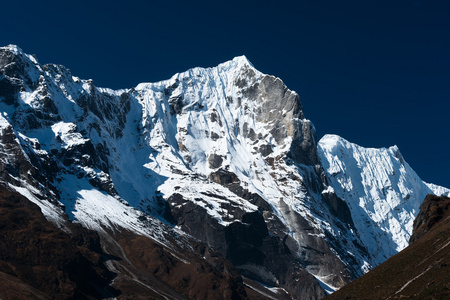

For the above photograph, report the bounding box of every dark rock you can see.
[153,192,177,225]
[265,157,274,166]
[0,75,21,105]
[209,169,240,185]
[322,189,355,227]
[410,194,450,244]
[227,184,273,213]
[288,120,320,166]
[225,212,268,265]
[258,144,273,157]
[163,79,179,96]
[225,222,266,265]
[209,169,274,215]
[167,189,326,299]
[208,153,223,169]
[210,131,220,141]
[76,87,130,139]
[169,95,183,114]
[278,198,353,287]
[242,122,257,141]
[0,185,119,299]
[210,111,218,122]
[242,211,269,237]
[168,193,228,253]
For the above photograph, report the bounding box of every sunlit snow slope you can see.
[318,134,449,266]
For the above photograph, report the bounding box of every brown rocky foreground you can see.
[325,194,450,300]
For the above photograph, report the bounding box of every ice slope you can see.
[318,134,450,265]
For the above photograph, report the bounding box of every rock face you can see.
[409,194,450,243]
[0,185,118,300]
[0,44,449,299]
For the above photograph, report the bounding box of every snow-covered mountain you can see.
[0,44,448,299]
[318,134,448,266]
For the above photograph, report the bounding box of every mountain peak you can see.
[230,54,254,67]
[135,55,256,91]
[214,54,255,74]
[320,134,400,154]
[1,44,24,55]
[318,134,449,266]
[0,44,39,68]
[319,134,346,149]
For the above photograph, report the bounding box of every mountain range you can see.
[0,44,448,299]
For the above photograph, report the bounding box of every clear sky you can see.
[1,0,449,187]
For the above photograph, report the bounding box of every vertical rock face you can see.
[409,194,450,243]
[1,45,449,299]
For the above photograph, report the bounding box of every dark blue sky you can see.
[1,0,449,187]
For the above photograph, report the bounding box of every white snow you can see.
[51,121,89,148]
[8,182,67,228]
[313,275,339,295]
[19,90,40,106]
[318,134,450,266]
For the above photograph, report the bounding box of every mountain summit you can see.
[0,45,448,299]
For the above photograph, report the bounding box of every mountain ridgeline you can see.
[0,44,448,299]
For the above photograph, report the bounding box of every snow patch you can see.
[314,275,339,295]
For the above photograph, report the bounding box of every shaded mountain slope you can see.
[325,194,450,300]
[0,185,118,299]
[0,185,256,300]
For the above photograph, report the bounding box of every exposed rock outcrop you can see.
[410,194,450,243]
[0,186,118,299]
